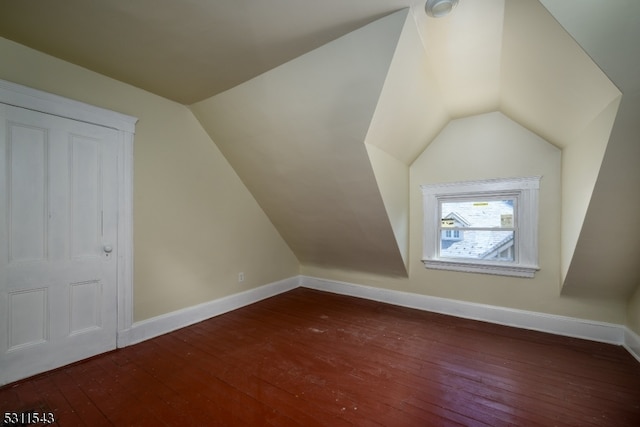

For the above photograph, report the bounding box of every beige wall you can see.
[629,286,640,335]
[0,37,299,321]
[302,112,627,324]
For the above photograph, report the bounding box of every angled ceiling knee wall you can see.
[500,0,621,296]
[191,9,411,276]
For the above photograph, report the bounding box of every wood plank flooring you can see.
[2,287,640,426]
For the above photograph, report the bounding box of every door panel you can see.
[7,122,48,263]
[70,135,102,259]
[7,288,48,350]
[0,103,118,385]
[69,280,102,334]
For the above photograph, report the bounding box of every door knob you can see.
[103,245,113,253]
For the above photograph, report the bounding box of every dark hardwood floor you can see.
[2,287,640,426]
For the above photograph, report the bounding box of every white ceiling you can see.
[0,0,417,104]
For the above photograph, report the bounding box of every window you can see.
[421,177,541,278]
[442,229,462,241]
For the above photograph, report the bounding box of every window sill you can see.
[422,258,539,278]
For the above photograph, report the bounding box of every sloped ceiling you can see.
[1,0,638,292]
[0,0,416,104]
[501,0,620,149]
[190,10,410,276]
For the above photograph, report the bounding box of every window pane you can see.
[440,230,515,261]
[441,200,514,228]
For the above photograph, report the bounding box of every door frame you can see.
[0,79,137,348]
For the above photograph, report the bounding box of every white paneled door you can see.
[0,103,119,385]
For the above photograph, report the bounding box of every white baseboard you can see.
[118,276,300,347]
[624,327,640,363]
[300,275,625,346]
[116,273,640,365]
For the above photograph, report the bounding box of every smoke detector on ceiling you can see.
[425,0,459,18]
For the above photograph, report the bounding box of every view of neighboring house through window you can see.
[421,177,541,278]
[440,199,515,261]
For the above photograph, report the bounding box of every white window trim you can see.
[421,176,541,278]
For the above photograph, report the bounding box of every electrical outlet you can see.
[238,272,245,283]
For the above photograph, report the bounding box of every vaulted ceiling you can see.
[2,0,638,296]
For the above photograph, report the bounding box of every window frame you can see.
[421,176,541,278]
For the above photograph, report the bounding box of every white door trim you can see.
[0,80,136,133]
[0,79,137,348]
